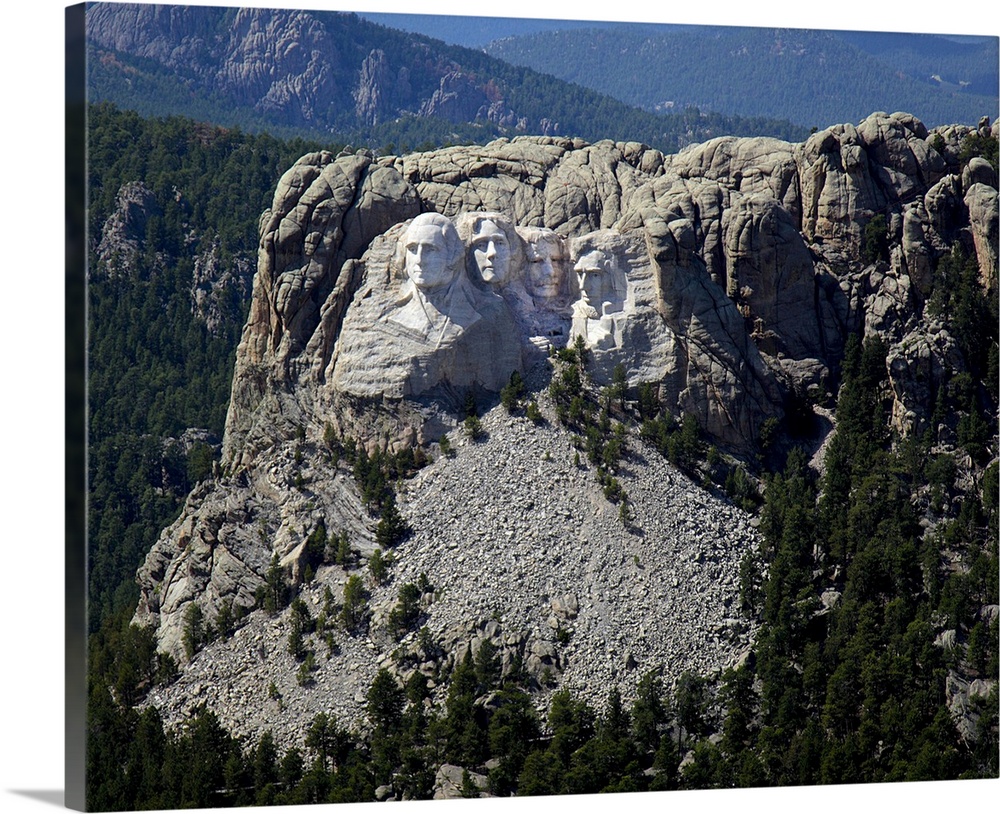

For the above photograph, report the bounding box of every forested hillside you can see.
[485,26,999,129]
[837,31,998,98]
[87,103,329,629]
[86,4,808,153]
[87,328,999,808]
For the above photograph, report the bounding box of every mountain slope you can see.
[140,399,759,749]
[485,26,999,129]
[85,3,809,151]
[86,108,998,805]
[837,31,998,98]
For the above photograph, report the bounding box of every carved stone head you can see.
[519,227,568,302]
[457,212,523,288]
[401,212,463,292]
[571,238,626,315]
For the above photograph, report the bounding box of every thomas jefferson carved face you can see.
[404,217,458,291]
[470,219,511,286]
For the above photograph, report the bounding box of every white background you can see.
[1,1,997,813]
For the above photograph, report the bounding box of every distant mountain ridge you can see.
[356,12,677,48]
[85,3,809,152]
[836,30,998,98]
[484,25,999,129]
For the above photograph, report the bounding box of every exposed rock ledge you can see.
[221,113,998,468]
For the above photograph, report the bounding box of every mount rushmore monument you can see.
[331,212,661,405]
[220,111,996,475]
[133,112,997,741]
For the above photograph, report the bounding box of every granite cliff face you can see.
[133,112,998,751]
[85,4,560,137]
[221,112,998,467]
[87,3,349,128]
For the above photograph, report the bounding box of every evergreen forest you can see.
[86,8,810,154]
[87,103,329,629]
[486,26,999,130]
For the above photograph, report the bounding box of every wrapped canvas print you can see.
[64,1,999,811]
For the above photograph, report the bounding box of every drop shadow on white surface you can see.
[8,790,64,808]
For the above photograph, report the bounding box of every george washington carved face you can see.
[403,214,461,291]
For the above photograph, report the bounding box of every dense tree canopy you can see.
[87,104,328,628]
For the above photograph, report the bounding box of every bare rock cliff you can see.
[222,114,998,467]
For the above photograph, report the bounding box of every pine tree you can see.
[388,582,423,638]
[376,494,410,548]
[262,554,288,614]
[182,603,205,661]
[340,575,369,634]
[367,669,405,736]
[369,548,389,586]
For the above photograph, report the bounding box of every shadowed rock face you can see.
[222,114,997,467]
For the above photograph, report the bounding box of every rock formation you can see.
[134,112,998,751]
[221,113,997,466]
[94,180,161,279]
[86,4,567,140]
[190,241,255,336]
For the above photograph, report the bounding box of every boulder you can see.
[433,765,488,799]
[965,183,999,291]
[963,156,998,190]
[946,670,997,742]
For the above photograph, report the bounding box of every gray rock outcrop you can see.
[95,181,161,278]
[223,112,997,467]
[86,4,565,138]
[434,765,488,799]
[966,183,999,290]
[191,241,255,335]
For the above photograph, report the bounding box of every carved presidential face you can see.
[526,236,566,300]
[574,249,611,306]
[404,219,457,291]
[470,219,511,286]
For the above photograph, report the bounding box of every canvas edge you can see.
[66,3,88,811]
